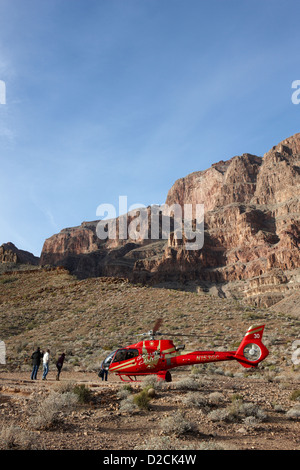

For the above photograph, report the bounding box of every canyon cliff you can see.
[40,133,300,307]
[0,242,39,266]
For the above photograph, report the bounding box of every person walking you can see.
[56,353,65,381]
[30,347,43,380]
[42,349,50,380]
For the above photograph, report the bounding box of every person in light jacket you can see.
[42,349,50,380]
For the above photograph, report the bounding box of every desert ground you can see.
[0,368,299,451]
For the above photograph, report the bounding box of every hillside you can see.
[0,268,299,450]
[0,267,299,370]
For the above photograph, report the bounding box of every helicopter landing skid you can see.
[118,374,141,382]
[117,370,172,383]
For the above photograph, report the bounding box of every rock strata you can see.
[40,133,300,307]
[0,243,39,266]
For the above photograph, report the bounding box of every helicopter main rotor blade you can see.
[135,332,217,338]
[157,332,216,338]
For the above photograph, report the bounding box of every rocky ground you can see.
[0,369,299,451]
[0,268,299,451]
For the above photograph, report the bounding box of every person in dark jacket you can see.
[56,353,65,381]
[30,347,43,380]
[99,361,108,381]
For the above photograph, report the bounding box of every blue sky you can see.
[0,0,300,256]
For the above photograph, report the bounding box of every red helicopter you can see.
[101,319,269,382]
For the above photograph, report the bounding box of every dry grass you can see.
[286,405,300,420]
[0,423,38,450]
[208,399,267,424]
[28,390,78,430]
[160,410,197,437]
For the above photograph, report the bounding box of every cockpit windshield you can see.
[102,350,117,370]
[102,348,139,370]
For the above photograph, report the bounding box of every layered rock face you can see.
[40,133,300,307]
[0,243,39,266]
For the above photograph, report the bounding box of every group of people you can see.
[31,347,110,382]
[31,347,65,381]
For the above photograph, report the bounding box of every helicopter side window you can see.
[112,349,139,363]
[126,349,139,359]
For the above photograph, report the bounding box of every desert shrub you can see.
[160,411,197,437]
[264,371,276,382]
[292,374,300,383]
[207,408,228,422]
[273,404,285,413]
[136,435,182,450]
[182,392,208,408]
[133,389,151,411]
[230,393,244,402]
[73,384,92,404]
[54,381,75,394]
[172,377,200,391]
[208,400,267,424]
[29,391,78,430]
[228,401,267,422]
[208,392,225,406]
[54,381,91,404]
[243,416,262,429]
[0,424,37,450]
[119,396,138,414]
[197,442,227,450]
[135,435,225,450]
[117,386,133,400]
[224,370,234,377]
[191,365,204,376]
[239,402,267,421]
[141,375,163,390]
[286,405,300,420]
[205,364,222,375]
[289,390,300,402]
[213,368,225,376]
[182,391,225,408]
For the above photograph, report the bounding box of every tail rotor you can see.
[234,325,269,368]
